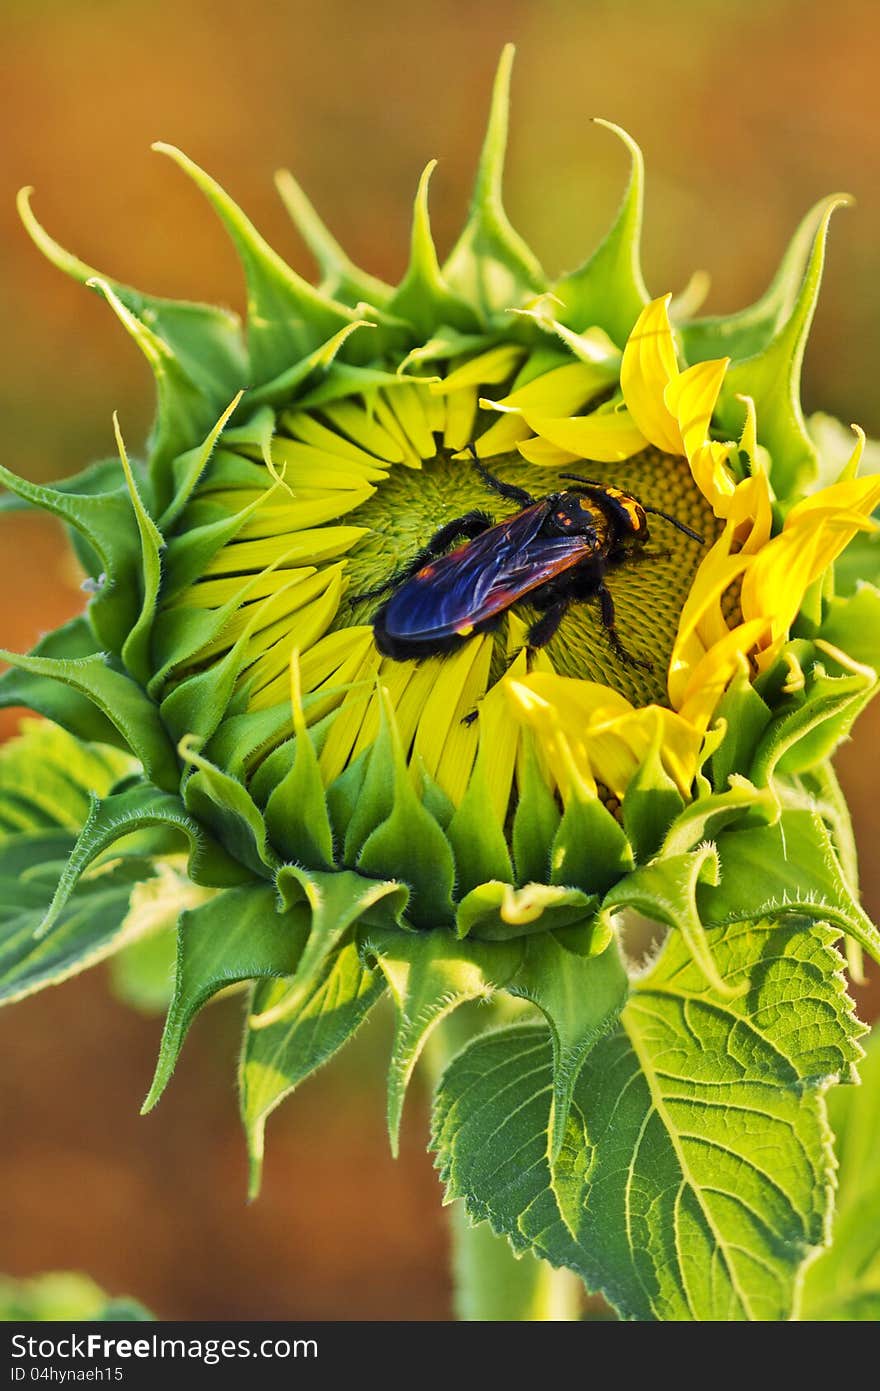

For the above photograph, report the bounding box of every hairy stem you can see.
[427,1002,583,1322]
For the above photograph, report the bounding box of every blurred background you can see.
[1,0,879,1319]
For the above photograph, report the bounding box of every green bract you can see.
[2,46,879,1320]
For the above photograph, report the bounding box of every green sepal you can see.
[388,162,481,338]
[512,740,562,885]
[818,583,880,673]
[142,884,307,1113]
[660,777,778,858]
[0,462,141,655]
[550,790,633,897]
[704,810,880,963]
[505,931,628,1161]
[751,645,877,784]
[326,749,369,848]
[87,277,223,508]
[795,760,860,892]
[715,196,849,496]
[681,196,840,365]
[455,880,597,942]
[160,394,244,532]
[360,924,523,1155]
[203,704,293,783]
[113,417,164,687]
[603,842,738,999]
[347,693,456,929]
[264,728,335,870]
[274,167,394,308]
[621,726,685,863]
[154,143,358,385]
[442,45,545,320]
[447,770,514,899]
[158,632,254,746]
[240,937,385,1197]
[180,740,277,879]
[0,649,179,791]
[801,1026,880,1320]
[554,121,648,347]
[0,620,126,750]
[247,320,376,410]
[710,663,773,791]
[254,866,407,1030]
[17,185,246,407]
[37,781,249,940]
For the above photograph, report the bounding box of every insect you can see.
[361,461,703,668]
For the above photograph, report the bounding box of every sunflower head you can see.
[2,45,879,1213]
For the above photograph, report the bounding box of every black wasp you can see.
[362,458,703,669]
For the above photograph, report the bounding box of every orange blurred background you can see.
[1,0,878,1319]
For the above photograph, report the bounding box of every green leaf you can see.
[0,1270,152,1322]
[505,933,628,1161]
[710,664,772,791]
[554,120,648,347]
[0,649,179,791]
[107,866,214,1014]
[0,463,143,656]
[512,739,561,885]
[113,416,164,687]
[0,718,132,833]
[240,938,385,1197]
[801,1028,880,1320]
[443,45,545,319]
[361,925,523,1154]
[143,885,307,1112]
[0,855,155,1007]
[433,917,861,1321]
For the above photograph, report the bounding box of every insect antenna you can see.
[558,473,704,544]
[642,506,704,543]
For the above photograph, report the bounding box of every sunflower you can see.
[2,45,879,1323]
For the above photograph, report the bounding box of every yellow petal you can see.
[663,358,729,462]
[620,295,683,454]
[518,403,648,462]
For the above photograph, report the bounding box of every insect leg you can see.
[471,457,536,509]
[352,510,494,601]
[597,582,653,671]
[527,599,570,649]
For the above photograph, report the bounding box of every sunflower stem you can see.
[449,1203,582,1321]
[427,1004,582,1322]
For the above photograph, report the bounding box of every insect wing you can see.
[381,502,594,642]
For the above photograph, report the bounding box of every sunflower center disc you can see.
[340,447,719,708]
